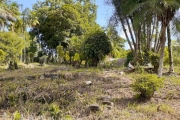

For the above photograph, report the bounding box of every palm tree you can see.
[110,0,180,77]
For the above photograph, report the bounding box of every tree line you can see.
[0,0,125,69]
[1,0,180,78]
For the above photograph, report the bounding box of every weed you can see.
[13,111,21,120]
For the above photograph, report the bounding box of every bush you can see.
[125,51,134,66]
[132,74,164,100]
[149,52,159,73]
[39,55,47,66]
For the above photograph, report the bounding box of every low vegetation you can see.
[0,65,179,119]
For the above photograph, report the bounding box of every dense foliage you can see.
[0,32,24,68]
[83,30,112,66]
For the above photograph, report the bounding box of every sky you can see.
[14,0,114,27]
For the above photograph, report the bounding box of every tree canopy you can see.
[83,28,112,66]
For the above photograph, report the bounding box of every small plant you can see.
[48,103,61,119]
[13,111,21,120]
[63,115,73,120]
[132,74,164,100]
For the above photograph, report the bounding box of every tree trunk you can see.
[147,22,151,50]
[167,25,174,73]
[138,28,141,53]
[119,16,134,52]
[149,18,156,51]
[125,17,136,48]
[158,25,166,77]
[154,20,159,53]
[14,61,18,70]
[143,21,147,50]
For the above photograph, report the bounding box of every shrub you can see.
[73,53,80,62]
[125,51,134,66]
[149,52,159,73]
[132,74,164,100]
[39,55,47,66]
[73,53,81,67]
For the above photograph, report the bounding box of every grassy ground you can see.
[0,64,180,120]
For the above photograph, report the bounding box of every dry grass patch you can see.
[0,65,180,119]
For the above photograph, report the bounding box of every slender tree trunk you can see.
[149,18,156,51]
[147,22,151,50]
[125,17,136,48]
[138,28,141,53]
[154,20,159,53]
[156,38,161,53]
[119,16,134,52]
[1,21,4,31]
[167,25,174,73]
[150,17,156,42]
[143,21,147,50]
[130,17,139,52]
[134,24,142,63]
[20,51,23,63]
[24,36,26,63]
[11,25,14,32]
[158,25,166,77]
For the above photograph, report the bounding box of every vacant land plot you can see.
[0,65,180,120]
